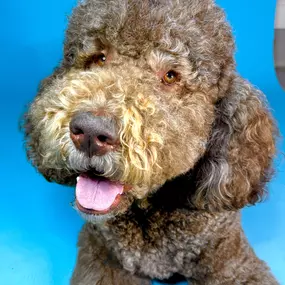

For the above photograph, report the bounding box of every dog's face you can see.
[24,0,276,221]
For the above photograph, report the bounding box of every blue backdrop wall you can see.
[0,1,284,284]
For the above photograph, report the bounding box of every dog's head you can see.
[23,0,277,221]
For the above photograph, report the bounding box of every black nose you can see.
[69,112,118,157]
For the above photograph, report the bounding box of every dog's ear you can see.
[191,77,277,211]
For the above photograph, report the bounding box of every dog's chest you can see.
[101,210,217,279]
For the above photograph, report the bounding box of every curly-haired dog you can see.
[23,0,279,284]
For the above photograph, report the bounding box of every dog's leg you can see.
[71,224,151,285]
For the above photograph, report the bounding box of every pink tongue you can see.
[76,175,124,211]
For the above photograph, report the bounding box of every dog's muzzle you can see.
[69,111,125,216]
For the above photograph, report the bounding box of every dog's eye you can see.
[162,70,179,85]
[93,53,106,67]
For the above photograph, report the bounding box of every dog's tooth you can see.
[76,177,80,182]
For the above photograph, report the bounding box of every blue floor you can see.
[0,1,284,284]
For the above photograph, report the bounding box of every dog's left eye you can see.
[93,53,106,67]
[162,70,179,85]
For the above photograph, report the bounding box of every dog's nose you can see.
[69,112,118,156]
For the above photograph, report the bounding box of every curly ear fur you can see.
[191,76,277,211]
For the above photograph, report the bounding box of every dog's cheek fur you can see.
[191,77,277,211]
[24,97,76,185]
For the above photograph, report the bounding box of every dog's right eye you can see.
[92,53,106,67]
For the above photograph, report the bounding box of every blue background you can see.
[0,1,284,284]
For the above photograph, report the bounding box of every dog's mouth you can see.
[75,173,125,215]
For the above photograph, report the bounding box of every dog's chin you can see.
[74,203,116,224]
[73,171,131,223]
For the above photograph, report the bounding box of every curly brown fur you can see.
[23,0,279,284]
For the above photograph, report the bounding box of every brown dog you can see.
[24,0,279,284]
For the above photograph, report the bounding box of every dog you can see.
[23,0,279,284]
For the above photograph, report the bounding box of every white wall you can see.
[275,0,285,67]
[275,30,285,67]
[276,0,285,28]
